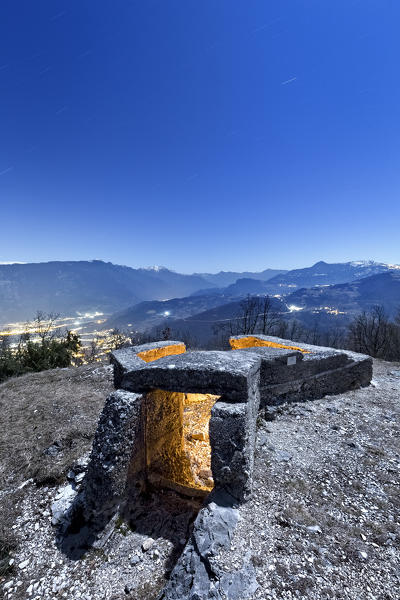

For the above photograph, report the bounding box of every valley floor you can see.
[0,360,399,599]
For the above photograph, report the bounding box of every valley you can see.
[1,259,399,353]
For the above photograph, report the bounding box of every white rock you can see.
[17,479,33,490]
[3,581,13,590]
[51,484,77,526]
[142,537,155,552]
[306,525,322,534]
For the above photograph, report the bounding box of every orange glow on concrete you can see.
[137,343,186,363]
[144,390,218,496]
[183,393,217,491]
[229,336,309,353]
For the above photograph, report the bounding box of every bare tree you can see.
[321,327,346,349]
[211,323,231,350]
[229,295,280,336]
[26,311,61,343]
[172,328,199,349]
[347,305,390,357]
[287,320,305,341]
[303,319,322,346]
[84,337,104,363]
[108,328,130,350]
[386,322,400,361]
[161,326,171,341]
[230,296,259,335]
[129,330,153,346]
[259,296,280,335]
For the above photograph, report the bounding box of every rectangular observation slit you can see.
[143,389,219,497]
[137,343,186,363]
[230,335,310,353]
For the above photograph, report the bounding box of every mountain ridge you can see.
[0,259,398,323]
[286,270,400,317]
[0,261,209,321]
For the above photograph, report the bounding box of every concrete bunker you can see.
[83,338,372,524]
[229,334,373,406]
[77,337,373,599]
[83,341,261,526]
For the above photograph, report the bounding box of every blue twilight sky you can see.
[0,1,399,273]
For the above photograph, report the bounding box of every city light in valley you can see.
[0,312,133,363]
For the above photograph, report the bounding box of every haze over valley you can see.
[1,258,399,349]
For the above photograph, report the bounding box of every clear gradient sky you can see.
[1,1,399,272]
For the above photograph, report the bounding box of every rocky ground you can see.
[0,360,399,599]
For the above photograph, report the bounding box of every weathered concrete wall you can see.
[210,400,258,502]
[83,390,143,523]
[89,348,264,504]
[84,338,372,524]
[230,335,373,407]
[260,357,373,407]
[239,347,349,384]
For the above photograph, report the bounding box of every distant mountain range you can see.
[195,268,287,288]
[256,260,397,294]
[101,265,400,343]
[192,261,397,298]
[0,259,398,325]
[139,270,400,344]
[190,277,273,298]
[0,261,208,322]
[286,270,400,317]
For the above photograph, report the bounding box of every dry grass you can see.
[0,363,114,573]
[0,365,113,488]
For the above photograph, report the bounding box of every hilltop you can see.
[0,359,399,599]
